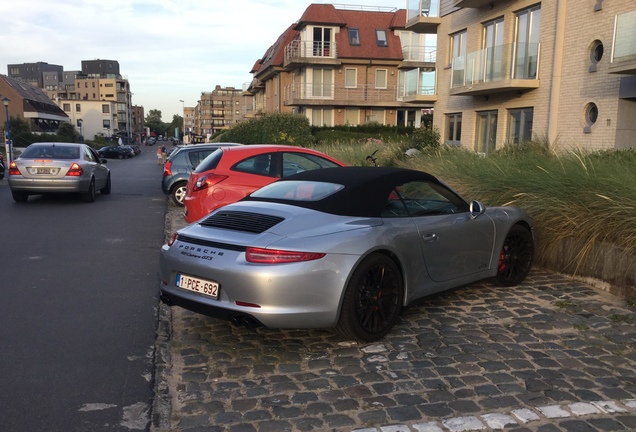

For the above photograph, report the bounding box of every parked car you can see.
[129,145,141,155]
[120,145,136,158]
[8,142,111,203]
[183,145,345,223]
[162,143,243,206]
[160,166,535,341]
[98,146,130,159]
[146,137,157,146]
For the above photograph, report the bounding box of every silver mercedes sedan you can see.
[159,166,535,342]
[8,142,111,203]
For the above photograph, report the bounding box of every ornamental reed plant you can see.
[400,141,636,273]
[312,136,636,274]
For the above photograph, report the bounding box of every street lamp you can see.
[3,97,12,164]
[179,100,185,144]
[78,118,83,144]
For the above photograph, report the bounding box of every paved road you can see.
[0,146,166,432]
[153,205,636,432]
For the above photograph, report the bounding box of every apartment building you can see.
[192,86,254,140]
[58,99,117,141]
[9,59,136,141]
[246,4,437,128]
[406,0,636,152]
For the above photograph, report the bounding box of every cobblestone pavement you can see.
[152,205,636,432]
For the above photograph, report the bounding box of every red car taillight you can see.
[8,162,21,175]
[245,247,325,264]
[193,174,228,192]
[66,163,83,176]
[163,161,172,177]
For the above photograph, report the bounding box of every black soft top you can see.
[243,166,449,218]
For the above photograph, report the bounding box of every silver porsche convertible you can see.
[159,166,535,342]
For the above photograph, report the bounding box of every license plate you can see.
[36,168,52,174]
[176,273,219,299]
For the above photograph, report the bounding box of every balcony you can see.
[450,42,540,96]
[284,83,415,107]
[453,0,505,8]
[405,0,441,33]
[609,10,636,75]
[399,45,437,69]
[283,40,341,69]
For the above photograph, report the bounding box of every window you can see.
[345,108,359,125]
[75,104,81,112]
[349,28,360,45]
[507,108,533,143]
[375,69,387,89]
[376,29,388,47]
[345,68,357,88]
[63,103,71,112]
[311,69,333,98]
[234,154,273,177]
[515,6,541,79]
[589,40,604,72]
[585,103,599,131]
[102,104,109,113]
[313,27,332,56]
[311,108,333,126]
[483,18,505,82]
[366,109,385,124]
[282,152,340,177]
[445,113,462,145]
[382,181,467,218]
[449,30,466,67]
[103,120,110,129]
[476,111,498,154]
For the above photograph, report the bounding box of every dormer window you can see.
[349,28,360,46]
[376,29,388,47]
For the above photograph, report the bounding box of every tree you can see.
[167,114,183,140]
[56,122,80,142]
[145,109,165,136]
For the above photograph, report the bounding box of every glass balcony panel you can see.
[407,0,439,19]
[402,45,437,62]
[614,10,636,60]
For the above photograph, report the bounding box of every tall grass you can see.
[311,139,636,273]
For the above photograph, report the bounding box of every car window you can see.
[22,145,79,160]
[281,152,341,177]
[188,149,215,169]
[250,180,344,201]
[234,154,274,177]
[382,180,467,218]
[84,147,96,162]
[193,149,223,173]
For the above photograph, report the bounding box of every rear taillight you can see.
[167,233,178,246]
[8,162,20,175]
[245,247,325,264]
[193,174,228,192]
[163,161,172,177]
[66,163,83,177]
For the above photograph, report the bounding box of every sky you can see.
[0,0,403,121]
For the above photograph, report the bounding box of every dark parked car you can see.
[162,143,242,206]
[120,145,136,157]
[98,146,131,159]
[129,145,141,155]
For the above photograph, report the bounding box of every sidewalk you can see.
[153,204,636,432]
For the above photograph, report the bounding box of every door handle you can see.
[422,233,438,243]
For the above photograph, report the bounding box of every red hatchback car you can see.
[183,145,346,223]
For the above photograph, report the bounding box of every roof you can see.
[244,167,444,218]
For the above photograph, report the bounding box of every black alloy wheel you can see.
[495,224,534,286]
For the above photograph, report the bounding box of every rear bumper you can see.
[8,177,88,193]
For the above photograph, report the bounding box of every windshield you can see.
[250,180,344,202]
[21,145,80,160]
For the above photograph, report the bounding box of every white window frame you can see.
[345,68,357,88]
[375,69,388,89]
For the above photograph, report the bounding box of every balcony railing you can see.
[401,45,437,63]
[285,83,401,105]
[451,42,540,89]
[284,40,338,67]
[407,0,439,20]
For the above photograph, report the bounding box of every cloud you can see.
[1,0,401,119]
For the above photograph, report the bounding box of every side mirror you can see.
[470,200,485,219]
